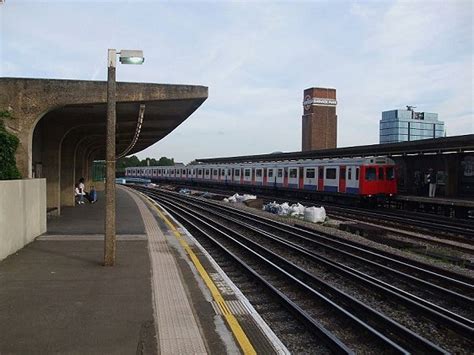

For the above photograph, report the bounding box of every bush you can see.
[0,113,21,180]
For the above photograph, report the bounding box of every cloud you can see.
[1,0,472,163]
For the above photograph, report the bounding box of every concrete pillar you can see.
[444,155,459,197]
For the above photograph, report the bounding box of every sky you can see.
[1,0,472,163]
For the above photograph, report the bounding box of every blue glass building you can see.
[379,108,445,144]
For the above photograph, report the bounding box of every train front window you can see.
[378,167,384,180]
[365,167,376,181]
[387,167,395,180]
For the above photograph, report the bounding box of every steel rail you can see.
[151,190,473,333]
[141,186,474,291]
[149,192,447,354]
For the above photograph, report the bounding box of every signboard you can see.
[303,95,337,110]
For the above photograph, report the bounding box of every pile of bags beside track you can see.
[263,201,326,223]
[223,193,257,203]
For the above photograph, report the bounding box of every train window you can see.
[277,169,283,178]
[256,169,262,177]
[387,167,395,180]
[356,168,360,180]
[326,168,336,179]
[244,169,251,177]
[319,168,324,179]
[268,169,274,178]
[221,169,226,176]
[366,167,377,181]
[227,169,232,176]
[306,169,315,179]
[348,168,352,180]
[378,167,384,180]
[205,169,210,175]
[289,169,298,178]
[234,169,240,177]
[198,169,203,175]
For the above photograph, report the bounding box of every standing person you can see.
[427,168,437,197]
[75,184,84,205]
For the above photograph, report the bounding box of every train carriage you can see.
[125,156,396,198]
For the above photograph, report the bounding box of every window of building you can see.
[365,167,376,181]
[306,168,315,179]
[325,168,336,179]
[289,168,298,178]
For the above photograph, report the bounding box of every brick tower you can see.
[301,87,337,151]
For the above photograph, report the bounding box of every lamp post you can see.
[105,49,144,266]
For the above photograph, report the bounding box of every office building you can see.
[379,107,445,144]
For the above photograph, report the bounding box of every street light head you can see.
[119,50,144,65]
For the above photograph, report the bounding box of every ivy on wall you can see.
[0,110,21,180]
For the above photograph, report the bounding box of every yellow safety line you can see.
[142,194,256,355]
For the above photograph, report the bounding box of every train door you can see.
[220,168,226,183]
[204,168,210,180]
[233,168,240,184]
[255,168,263,185]
[267,168,275,186]
[339,166,346,193]
[345,166,360,194]
[243,168,252,184]
[324,166,338,192]
[298,167,304,189]
[275,167,284,187]
[288,167,299,188]
[263,168,267,185]
[304,167,317,190]
[283,168,289,188]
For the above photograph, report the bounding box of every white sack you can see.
[304,206,326,223]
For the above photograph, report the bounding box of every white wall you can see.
[0,179,46,261]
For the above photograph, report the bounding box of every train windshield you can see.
[365,167,377,181]
[387,167,395,180]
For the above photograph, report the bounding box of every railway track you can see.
[164,182,474,252]
[133,185,474,354]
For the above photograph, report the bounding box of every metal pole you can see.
[105,49,117,266]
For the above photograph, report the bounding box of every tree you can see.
[0,110,21,180]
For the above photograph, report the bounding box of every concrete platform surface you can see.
[0,239,156,354]
[47,188,145,235]
[0,184,288,354]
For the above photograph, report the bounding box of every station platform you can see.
[0,185,287,354]
[391,194,474,218]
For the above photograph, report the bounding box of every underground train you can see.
[125,156,397,198]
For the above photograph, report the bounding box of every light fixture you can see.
[119,50,145,65]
